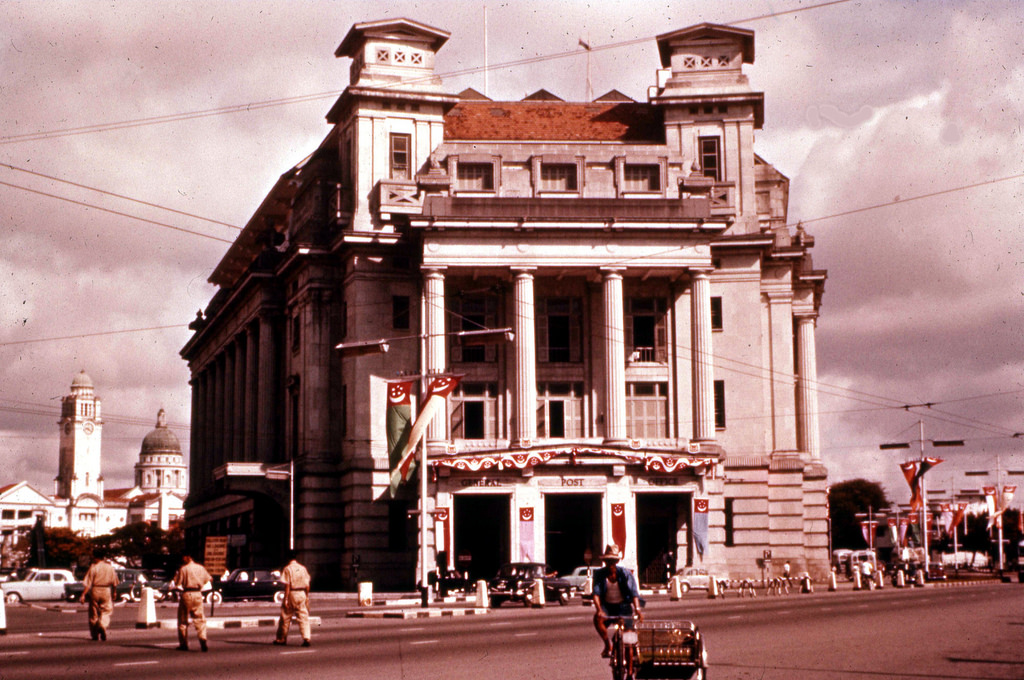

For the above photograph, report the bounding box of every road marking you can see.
[1,652,30,657]
[115,661,160,667]
[399,626,426,632]
[514,632,538,638]
[410,639,438,645]
[488,621,513,626]
[281,650,315,655]
[727,615,743,620]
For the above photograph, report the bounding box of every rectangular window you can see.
[623,164,659,192]
[392,295,410,330]
[724,498,735,547]
[536,383,584,439]
[457,163,494,191]
[390,133,411,180]
[710,296,723,331]
[537,298,582,363]
[626,298,668,363]
[699,136,721,181]
[450,296,498,364]
[451,383,498,440]
[291,314,301,351]
[626,382,669,439]
[714,379,726,429]
[17,510,32,519]
[1,510,13,520]
[540,163,577,192]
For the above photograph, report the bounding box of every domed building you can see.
[122,409,187,529]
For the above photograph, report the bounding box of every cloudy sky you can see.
[1,0,1022,507]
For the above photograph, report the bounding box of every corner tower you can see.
[56,370,104,499]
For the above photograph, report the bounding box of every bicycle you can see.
[605,614,639,680]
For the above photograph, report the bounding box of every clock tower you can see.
[56,370,104,499]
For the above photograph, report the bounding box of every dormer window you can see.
[541,164,577,192]
[457,163,494,191]
[699,136,721,181]
[623,164,660,193]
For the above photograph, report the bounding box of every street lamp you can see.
[880,420,963,574]
[265,461,294,551]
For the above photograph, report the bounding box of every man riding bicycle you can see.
[592,544,643,658]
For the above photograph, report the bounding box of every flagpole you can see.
[419,294,429,607]
[996,453,1004,571]
[919,420,930,574]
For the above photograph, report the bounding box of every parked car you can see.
[674,566,712,592]
[564,566,593,592]
[3,568,77,603]
[210,568,285,605]
[488,562,572,607]
[64,567,168,602]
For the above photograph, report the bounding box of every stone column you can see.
[212,355,225,470]
[189,374,202,493]
[690,270,715,441]
[512,268,537,446]
[257,312,279,462]
[796,315,821,461]
[233,337,246,463]
[602,269,627,442]
[244,323,258,461]
[223,346,235,464]
[423,269,447,443]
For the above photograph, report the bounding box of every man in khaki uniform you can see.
[273,551,311,647]
[173,553,212,652]
[80,551,119,641]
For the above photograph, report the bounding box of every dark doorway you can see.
[453,494,510,583]
[636,493,684,585]
[544,493,602,577]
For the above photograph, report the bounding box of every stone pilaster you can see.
[796,316,821,461]
[690,270,715,441]
[423,268,447,442]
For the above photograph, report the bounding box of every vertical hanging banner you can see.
[939,504,953,537]
[611,503,627,552]
[948,503,968,534]
[887,518,898,545]
[988,485,1017,530]
[900,458,943,512]
[519,507,535,561]
[692,498,709,556]
[390,375,463,496]
[898,517,910,547]
[434,508,451,570]
[386,381,415,498]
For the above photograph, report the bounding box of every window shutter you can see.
[536,299,549,363]
[655,299,668,363]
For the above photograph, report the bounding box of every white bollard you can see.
[358,581,373,607]
[828,571,837,592]
[853,569,863,591]
[0,586,7,635]
[531,579,545,607]
[874,571,884,590]
[914,570,925,587]
[801,574,813,594]
[583,572,593,598]
[475,579,489,608]
[669,575,682,601]
[707,577,720,599]
[896,570,906,588]
[135,586,158,629]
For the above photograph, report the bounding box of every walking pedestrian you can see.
[80,551,119,641]
[173,553,212,652]
[273,550,312,647]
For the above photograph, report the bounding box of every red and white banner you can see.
[434,507,452,570]
[948,503,968,535]
[611,503,627,552]
[519,507,535,561]
[390,375,462,492]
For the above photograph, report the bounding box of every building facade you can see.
[181,19,828,589]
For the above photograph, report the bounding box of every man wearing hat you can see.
[591,544,643,658]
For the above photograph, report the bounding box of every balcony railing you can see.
[375,179,422,215]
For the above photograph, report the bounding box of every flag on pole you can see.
[389,375,462,496]
[693,498,709,556]
[386,381,415,497]
[947,503,967,534]
[899,457,943,511]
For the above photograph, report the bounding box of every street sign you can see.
[204,536,229,576]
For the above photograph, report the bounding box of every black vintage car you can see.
[488,562,573,607]
[209,568,286,605]
[64,568,167,603]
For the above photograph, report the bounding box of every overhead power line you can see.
[0,1,852,145]
[0,324,186,347]
[0,162,242,231]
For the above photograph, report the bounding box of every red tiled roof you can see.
[444,101,664,142]
[0,482,15,494]
[104,487,133,501]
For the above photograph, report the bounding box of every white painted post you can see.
[358,582,373,606]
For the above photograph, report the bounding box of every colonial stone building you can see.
[181,18,828,589]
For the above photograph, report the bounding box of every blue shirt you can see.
[592,565,641,608]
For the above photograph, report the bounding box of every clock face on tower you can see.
[83,421,95,435]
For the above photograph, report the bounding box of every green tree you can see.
[93,522,184,567]
[44,527,92,569]
[829,479,890,549]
